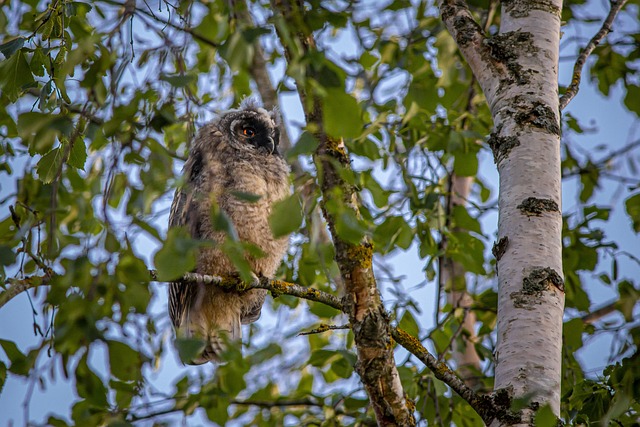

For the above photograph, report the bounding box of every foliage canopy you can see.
[0,0,639,425]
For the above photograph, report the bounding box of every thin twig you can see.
[582,299,619,325]
[298,324,350,336]
[559,0,629,110]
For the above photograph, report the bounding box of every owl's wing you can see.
[167,149,205,329]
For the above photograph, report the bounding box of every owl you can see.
[168,99,291,364]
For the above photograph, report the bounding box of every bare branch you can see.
[97,0,220,49]
[438,0,501,101]
[0,276,45,310]
[3,271,342,312]
[298,324,350,336]
[559,0,629,111]
[155,270,345,310]
[391,328,502,425]
[582,299,619,325]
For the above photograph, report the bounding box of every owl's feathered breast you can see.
[169,105,290,327]
[170,121,290,267]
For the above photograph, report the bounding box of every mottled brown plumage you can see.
[168,100,290,364]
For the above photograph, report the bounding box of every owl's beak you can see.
[264,136,275,154]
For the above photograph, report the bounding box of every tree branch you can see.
[559,0,629,111]
[2,271,343,312]
[0,276,45,310]
[298,324,350,336]
[97,0,220,49]
[2,270,496,421]
[391,328,503,425]
[581,299,619,325]
[438,0,501,101]
[269,2,416,424]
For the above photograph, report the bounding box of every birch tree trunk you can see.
[443,174,483,390]
[440,0,566,423]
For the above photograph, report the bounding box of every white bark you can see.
[440,0,566,423]
[492,0,565,421]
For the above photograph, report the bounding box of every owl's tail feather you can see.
[186,315,242,365]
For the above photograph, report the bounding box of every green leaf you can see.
[18,112,73,154]
[36,147,64,184]
[308,349,338,367]
[452,205,482,233]
[359,51,378,69]
[67,138,87,170]
[287,131,319,159]
[334,210,367,244]
[216,354,249,396]
[624,84,640,117]
[230,191,261,203]
[65,1,92,16]
[0,37,25,58]
[0,339,24,364]
[221,240,254,282]
[534,404,556,426]
[153,227,200,281]
[269,194,303,238]
[448,231,486,274]
[0,245,16,266]
[405,75,439,113]
[453,150,478,177]
[563,318,584,351]
[398,310,420,337]
[108,340,141,381]
[205,396,230,425]
[211,201,238,240]
[219,31,253,71]
[160,73,198,88]
[31,48,50,77]
[625,193,640,233]
[75,353,108,408]
[322,89,364,139]
[0,361,6,396]
[0,49,35,101]
[174,338,206,364]
[193,10,229,44]
[331,356,354,379]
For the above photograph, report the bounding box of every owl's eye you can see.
[242,127,256,137]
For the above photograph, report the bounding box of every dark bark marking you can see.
[511,267,564,308]
[492,236,509,262]
[488,133,520,164]
[513,101,561,136]
[484,32,536,85]
[490,388,522,424]
[440,4,485,48]
[523,267,564,294]
[501,0,562,18]
[517,197,559,216]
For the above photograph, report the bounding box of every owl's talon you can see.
[249,272,260,289]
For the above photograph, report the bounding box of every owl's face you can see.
[218,100,281,156]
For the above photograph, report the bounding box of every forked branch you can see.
[559,0,629,110]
